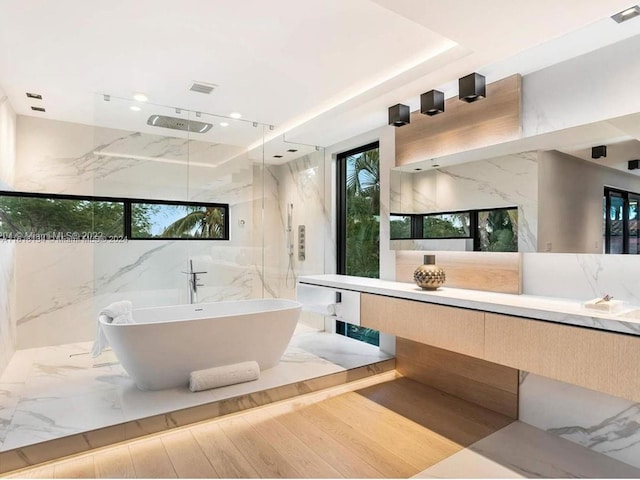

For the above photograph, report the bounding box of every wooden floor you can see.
[5,375,513,479]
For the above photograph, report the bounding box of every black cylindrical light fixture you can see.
[458,73,486,102]
[388,103,410,127]
[420,90,445,116]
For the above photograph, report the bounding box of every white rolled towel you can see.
[91,300,134,357]
[189,361,260,392]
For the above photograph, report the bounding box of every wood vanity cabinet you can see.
[360,293,484,358]
[484,313,640,403]
[360,292,640,403]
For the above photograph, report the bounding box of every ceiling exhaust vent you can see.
[189,82,217,94]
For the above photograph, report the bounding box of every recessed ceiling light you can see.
[26,92,42,99]
[219,122,229,127]
[31,106,45,112]
[287,149,298,153]
[414,168,422,171]
[133,93,148,102]
[130,105,141,112]
[230,112,242,119]
[611,5,640,23]
[273,155,283,158]
[432,164,440,168]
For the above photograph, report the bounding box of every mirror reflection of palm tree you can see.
[161,206,225,238]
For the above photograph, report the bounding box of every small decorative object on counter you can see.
[413,254,446,290]
[583,294,624,313]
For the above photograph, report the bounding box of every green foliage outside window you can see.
[345,148,380,279]
[390,215,412,239]
[423,213,470,238]
[132,203,226,239]
[478,209,518,252]
[344,147,381,346]
[0,196,124,236]
[0,194,228,241]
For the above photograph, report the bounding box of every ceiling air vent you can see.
[189,82,217,95]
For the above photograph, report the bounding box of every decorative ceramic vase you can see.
[413,255,446,290]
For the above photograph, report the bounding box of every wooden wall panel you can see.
[396,338,518,419]
[485,313,640,403]
[360,293,484,358]
[396,251,522,294]
[395,74,522,167]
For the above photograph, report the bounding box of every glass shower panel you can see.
[186,112,266,302]
[259,145,327,301]
[92,97,194,314]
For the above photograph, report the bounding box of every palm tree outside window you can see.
[336,142,380,346]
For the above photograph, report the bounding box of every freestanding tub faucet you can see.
[182,260,207,304]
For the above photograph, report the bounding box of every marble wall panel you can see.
[0,93,17,376]
[0,244,15,374]
[262,152,327,301]
[522,253,640,305]
[13,116,263,348]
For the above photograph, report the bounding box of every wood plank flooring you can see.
[5,375,513,479]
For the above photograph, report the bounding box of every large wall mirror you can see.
[390,111,640,254]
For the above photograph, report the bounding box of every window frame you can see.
[604,186,640,254]
[335,141,380,344]
[0,190,230,241]
[336,141,380,275]
[390,206,518,252]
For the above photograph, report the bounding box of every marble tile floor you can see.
[414,421,640,478]
[0,324,392,453]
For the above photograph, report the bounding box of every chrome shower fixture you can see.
[147,114,213,133]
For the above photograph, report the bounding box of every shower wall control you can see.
[298,225,306,261]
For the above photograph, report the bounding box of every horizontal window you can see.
[390,215,412,239]
[131,202,227,239]
[0,195,124,238]
[0,191,229,241]
[423,212,470,239]
[391,206,518,252]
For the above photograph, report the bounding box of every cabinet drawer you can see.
[485,312,640,402]
[360,293,484,358]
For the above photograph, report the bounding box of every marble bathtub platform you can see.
[0,325,393,473]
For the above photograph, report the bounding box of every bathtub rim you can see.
[98,297,303,326]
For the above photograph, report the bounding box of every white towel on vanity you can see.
[91,300,134,357]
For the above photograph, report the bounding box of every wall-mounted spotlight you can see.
[592,145,607,159]
[458,73,486,103]
[388,103,410,127]
[420,90,445,116]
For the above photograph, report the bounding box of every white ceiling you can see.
[0,0,638,161]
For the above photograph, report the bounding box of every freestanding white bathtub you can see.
[100,298,302,390]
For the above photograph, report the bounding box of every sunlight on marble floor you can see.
[0,323,392,452]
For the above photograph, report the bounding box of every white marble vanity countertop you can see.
[298,274,640,336]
